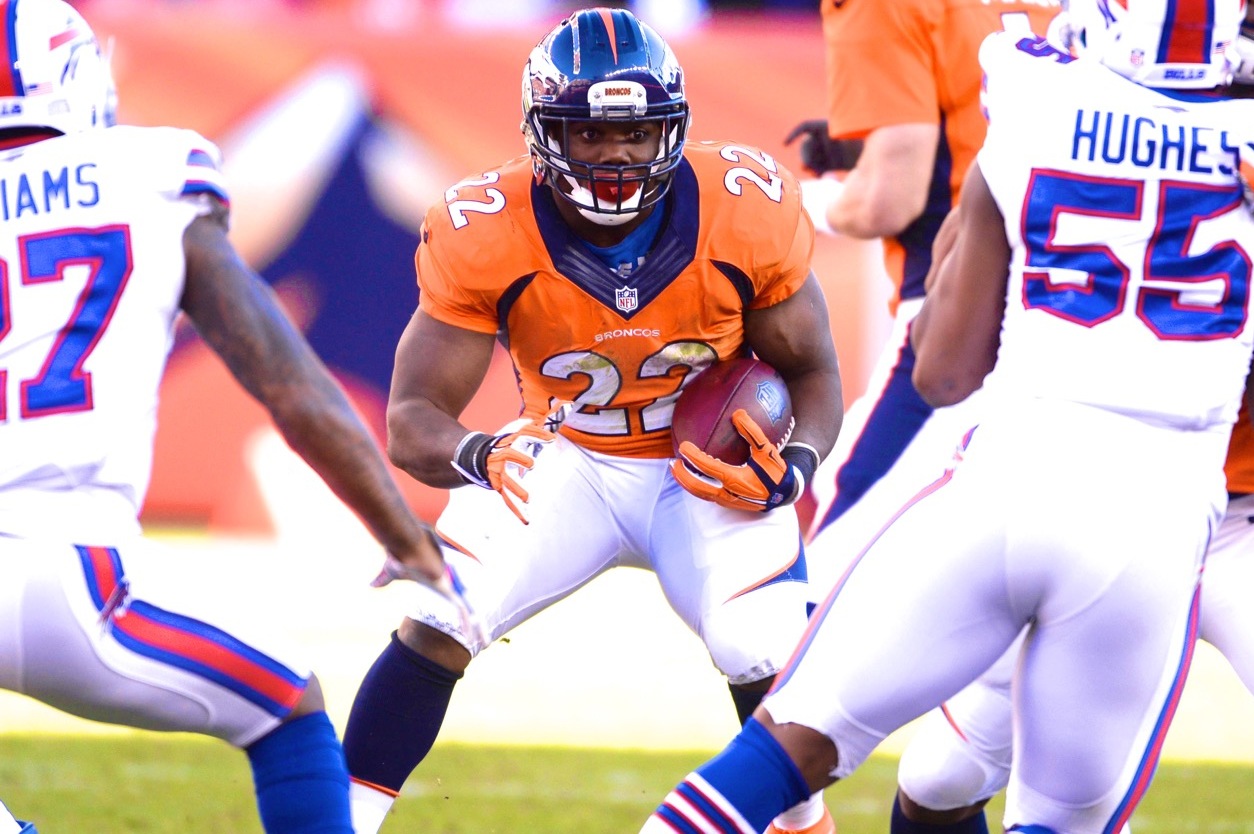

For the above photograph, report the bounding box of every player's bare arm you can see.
[179,198,444,581]
[910,162,1009,408]
[923,207,962,294]
[744,271,844,461]
[825,122,939,239]
[387,309,496,488]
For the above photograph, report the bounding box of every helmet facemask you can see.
[524,101,689,227]
[521,8,691,227]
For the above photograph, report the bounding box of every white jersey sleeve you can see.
[977,32,1254,431]
[0,126,231,541]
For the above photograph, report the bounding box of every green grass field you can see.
[2,735,1253,832]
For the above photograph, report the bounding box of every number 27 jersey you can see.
[0,126,227,538]
[415,141,814,458]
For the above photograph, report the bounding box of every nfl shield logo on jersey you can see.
[615,285,638,313]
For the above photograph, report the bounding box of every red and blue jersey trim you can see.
[1158,0,1215,66]
[181,180,230,205]
[76,545,306,717]
[0,0,24,98]
[181,148,229,205]
[1102,577,1204,833]
[186,149,217,169]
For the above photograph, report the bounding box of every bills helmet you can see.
[1233,1,1253,85]
[1061,0,1247,89]
[0,0,116,136]
[522,7,690,226]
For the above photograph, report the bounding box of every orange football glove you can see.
[452,401,572,525]
[483,418,555,523]
[671,409,802,513]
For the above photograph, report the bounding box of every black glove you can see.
[784,119,865,176]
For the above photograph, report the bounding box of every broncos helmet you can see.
[0,0,116,136]
[522,7,690,226]
[1061,0,1246,89]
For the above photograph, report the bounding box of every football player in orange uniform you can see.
[340,8,844,833]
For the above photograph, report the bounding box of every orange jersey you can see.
[821,0,1059,303]
[416,141,814,458]
[1226,406,1254,494]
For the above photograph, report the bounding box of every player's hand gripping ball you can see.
[671,357,793,464]
[670,358,800,513]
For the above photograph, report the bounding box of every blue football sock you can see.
[651,717,811,833]
[343,630,462,792]
[891,794,989,833]
[245,711,351,833]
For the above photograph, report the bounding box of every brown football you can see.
[671,357,793,465]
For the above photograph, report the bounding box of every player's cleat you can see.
[765,805,835,834]
[17,823,38,834]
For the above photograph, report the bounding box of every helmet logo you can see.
[0,0,117,133]
[49,28,82,50]
[615,285,638,313]
[588,79,647,118]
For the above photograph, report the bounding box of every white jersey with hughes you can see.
[0,126,227,541]
[755,30,1254,834]
[979,31,1254,431]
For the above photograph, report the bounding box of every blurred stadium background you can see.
[5,0,1253,766]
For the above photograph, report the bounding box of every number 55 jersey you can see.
[0,127,227,541]
[978,31,1254,431]
[414,140,813,459]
